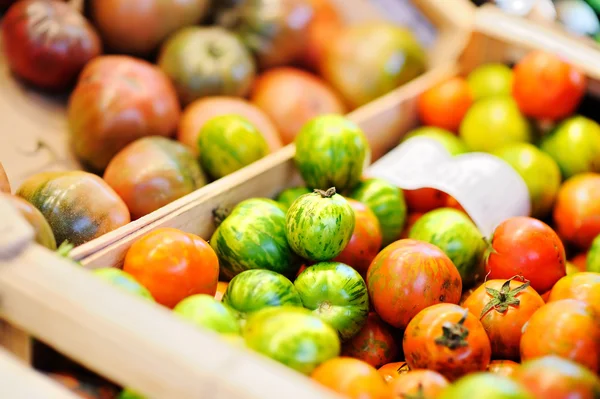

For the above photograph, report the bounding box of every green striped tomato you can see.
[210,198,302,279]
[222,269,302,318]
[350,178,407,247]
[295,262,369,341]
[285,188,355,261]
[173,294,241,335]
[93,268,155,302]
[294,114,369,192]
[243,306,341,375]
[275,186,311,209]
[197,114,269,179]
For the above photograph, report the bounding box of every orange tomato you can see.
[548,272,600,315]
[123,227,219,308]
[569,252,588,273]
[404,188,449,213]
[342,313,399,369]
[417,77,473,132]
[512,51,586,121]
[389,370,449,398]
[487,360,520,377]
[311,357,391,399]
[445,194,467,213]
[377,362,410,383]
[399,212,425,239]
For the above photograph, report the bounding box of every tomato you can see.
[409,208,486,286]
[462,277,544,360]
[367,239,462,329]
[123,227,219,308]
[243,306,340,375]
[403,304,491,381]
[158,27,256,106]
[515,356,600,399]
[438,373,534,399]
[311,357,390,399]
[389,370,449,398]
[215,281,228,302]
[571,252,588,272]
[46,372,118,399]
[285,188,355,261]
[399,212,424,239]
[467,63,513,100]
[404,188,449,213]
[17,171,130,246]
[0,162,9,193]
[588,235,600,272]
[250,67,346,145]
[485,216,566,293]
[197,115,269,179]
[334,199,383,278]
[512,50,586,121]
[68,55,180,172]
[418,77,473,132]
[548,272,600,315]
[487,360,519,377]
[173,294,240,335]
[553,173,600,250]
[521,299,600,373]
[341,313,398,368]
[222,269,302,317]
[3,194,56,250]
[295,262,369,340]
[303,0,345,72]
[540,290,551,302]
[294,115,369,192]
[103,137,207,220]
[445,195,468,213]
[377,362,410,383]
[177,97,283,156]
[276,186,312,210]
[92,268,154,302]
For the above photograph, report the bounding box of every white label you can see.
[366,137,531,237]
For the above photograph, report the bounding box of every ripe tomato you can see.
[367,239,462,330]
[389,370,449,398]
[512,50,586,121]
[445,194,467,213]
[487,360,519,377]
[403,188,449,213]
[548,272,600,315]
[485,216,566,293]
[342,313,398,369]
[438,373,533,399]
[418,77,473,132]
[377,362,410,383]
[399,212,424,239]
[553,173,600,250]
[570,252,588,273]
[311,357,391,399]
[123,227,219,308]
[521,299,600,373]
[334,199,383,278]
[403,303,492,381]
[514,355,600,399]
[462,277,545,360]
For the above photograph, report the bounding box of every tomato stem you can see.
[479,275,530,319]
[314,187,336,198]
[434,310,470,350]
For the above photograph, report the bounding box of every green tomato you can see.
[540,116,600,179]
[466,63,513,100]
[294,114,370,193]
[439,373,534,399]
[285,188,355,261]
[403,126,469,156]
[459,96,532,153]
[172,294,240,335]
[118,388,145,399]
[276,186,312,209]
[586,234,600,273]
[243,306,341,375]
[409,208,485,286]
[493,143,561,218]
[93,268,155,302]
[222,269,302,318]
[197,114,269,180]
[294,262,369,341]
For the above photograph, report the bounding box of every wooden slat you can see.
[0,321,31,364]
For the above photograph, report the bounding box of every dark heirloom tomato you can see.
[403,304,491,381]
[103,136,206,220]
[549,272,600,315]
[1,0,102,90]
[367,239,462,330]
[514,356,600,399]
[3,194,57,250]
[521,299,600,373]
[342,312,398,368]
[487,360,519,377]
[462,278,544,360]
[0,162,10,193]
[485,216,566,293]
[90,0,210,56]
[17,171,130,246]
[389,370,449,399]
[378,362,410,383]
[68,56,180,172]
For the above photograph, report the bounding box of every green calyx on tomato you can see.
[479,276,531,318]
[434,311,469,350]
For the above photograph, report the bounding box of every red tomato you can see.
[553,173,600,250]
[403,303,492,381]
[521,299,600,373]
[512,51,586,121]
[367,239,462,329]
[403,188,449,213]
[399,212,424,239]
[342,313,398,369]
[445,194,468,213]
[123,227,219,308]
[487,360,519,377]
[548,272,600,315]
[540,290,551,302]
[462,277,545,360]
[377,362,410,383]
[389,370,449,398]
[570,252,588,272]
[334,199,383,278]
[418,77,473,132]
[485,216,566,293]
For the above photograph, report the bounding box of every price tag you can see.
[366,136,531,237]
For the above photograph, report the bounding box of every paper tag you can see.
[366,137,531,237]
